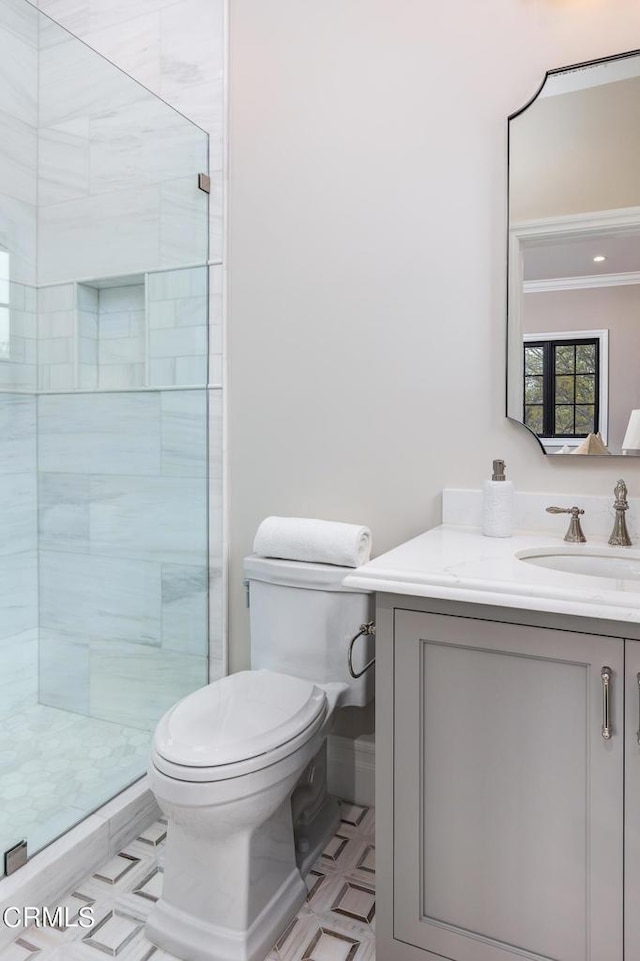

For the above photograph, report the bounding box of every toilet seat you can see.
[151,669,327,783]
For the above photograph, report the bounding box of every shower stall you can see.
[0,0,217,875]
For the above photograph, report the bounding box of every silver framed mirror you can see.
[507,49,640,456]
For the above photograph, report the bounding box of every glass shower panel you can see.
[0,0,210,875]
[0,0,40,873]
[37,15,208,285]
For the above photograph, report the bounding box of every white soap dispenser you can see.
[482,459,513,538]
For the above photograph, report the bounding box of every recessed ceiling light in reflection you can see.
[593,255,606,263]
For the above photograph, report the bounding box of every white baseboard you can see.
[0,778,160,949]
[327,734,375,808]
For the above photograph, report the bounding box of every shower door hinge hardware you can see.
[198,173,211,194]
[4,839,27,876]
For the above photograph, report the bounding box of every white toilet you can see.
[146,555,373,961]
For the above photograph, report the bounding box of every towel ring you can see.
[347,622,376,679]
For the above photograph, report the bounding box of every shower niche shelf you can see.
[37,265,208,393]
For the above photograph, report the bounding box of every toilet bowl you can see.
[146,557,373,961]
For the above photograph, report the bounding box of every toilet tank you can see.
[243,556,374,707]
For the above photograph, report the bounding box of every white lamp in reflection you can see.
[622,410,640,455]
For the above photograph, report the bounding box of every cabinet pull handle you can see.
[636,673,640,745]
[601,666,613,740]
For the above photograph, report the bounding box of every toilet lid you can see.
[153,670,326,768]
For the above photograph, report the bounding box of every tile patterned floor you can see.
[0,801,376,961]
[0,706,151,875]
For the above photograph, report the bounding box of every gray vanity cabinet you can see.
[624,638,640,960]
[376,600,640,961]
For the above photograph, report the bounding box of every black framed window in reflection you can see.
[523,337,599,438]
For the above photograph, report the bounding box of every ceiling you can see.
[523,230,640,282]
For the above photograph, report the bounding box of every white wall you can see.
[227,0,640,671]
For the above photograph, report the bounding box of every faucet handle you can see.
[610,479,632,546]
[546,506,587,543]
[614,478,629,508]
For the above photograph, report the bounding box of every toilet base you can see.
[146,866,306,961]
[295,792,341,877]
[292,741,342,876]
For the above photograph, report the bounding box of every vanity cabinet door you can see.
[393,610,624,961]
[624,640,640,960]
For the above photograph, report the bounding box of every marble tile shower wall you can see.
[38,267,210,391]
[0,1,224,788]
[78,282,98,390]
[0,0,225,739]
[0,394,38,722]
[37,388,220,730]
[0,282,37,390]
[97,285,146,389]
[37,282,75,391]
[35,0,225,263]
[0,0,37,288]
[0,0,38,390]
[148,267,207,387]
[37,14,209,286]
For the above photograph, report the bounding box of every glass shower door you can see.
[0,0,212,875]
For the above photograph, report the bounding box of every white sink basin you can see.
[519,549,640,581]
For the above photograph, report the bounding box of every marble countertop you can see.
[342,525,640,624]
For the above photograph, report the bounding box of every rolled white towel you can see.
[253,516,372,568]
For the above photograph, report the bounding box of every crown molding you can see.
[524,271,640,293]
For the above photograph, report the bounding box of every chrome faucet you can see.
[608,479,632,547]
[546,505,587,543]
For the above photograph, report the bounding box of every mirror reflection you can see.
[507,52,640,455]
